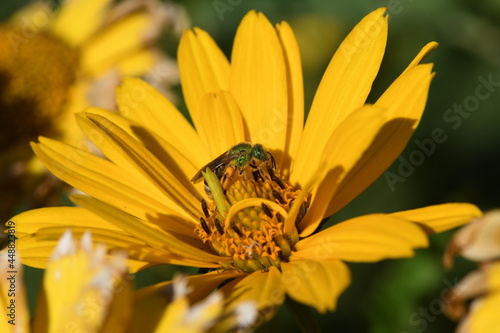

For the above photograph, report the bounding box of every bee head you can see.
[251,144,268,162]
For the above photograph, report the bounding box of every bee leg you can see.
[199,217,211,235]
[267,166,285,189]
[201,199,210,218]
[252,169,262,182]
[267,152,276,169]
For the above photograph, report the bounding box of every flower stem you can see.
[285,297,322,333]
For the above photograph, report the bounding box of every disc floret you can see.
[194,150,309,273]
[0,27,79,148]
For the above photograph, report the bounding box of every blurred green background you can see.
[2,0,499,332]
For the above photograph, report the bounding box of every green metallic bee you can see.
[190,143,276,184]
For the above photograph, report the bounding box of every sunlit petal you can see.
[230,11,288,168]
[178,28,230,129]
[295,214,428,262]
[281,258,350,313]
[292,8,388,185]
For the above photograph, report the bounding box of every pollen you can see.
[195,160,310,273]
[0,26,79,150]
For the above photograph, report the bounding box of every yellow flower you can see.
[0,230,131,333]
[0,0,185,221]
[0,230,255,333]
[444,211,500,333]
[10,8,481,319]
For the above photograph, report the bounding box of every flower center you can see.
[0,26,79,151]
[195,155,309,273]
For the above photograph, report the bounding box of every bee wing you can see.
[190,152,238,183]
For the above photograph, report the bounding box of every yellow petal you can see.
[326,63,435,216]
[10,206,183,270]
[154,297,200,333]
[10,206,121,237]
[100,269,134,333]
[78,110,203,208]
[29,224,165,261]
[402,41,439,75]
[468,292,500,333]
[75,112,152,176]
[391,203,482,234]
[50,0,113,46]
[284,176,315,236]
[275,21,304,174]
[120,281,169,333]
[131,271,243,333]
[281,258,350,313]
[83,108,200,188]
[297,105,389,236]
[32,138,193,229]
[44,232,131,332]
[52,80,88,147]
[15,237,64,270]
[292,8,388,184]
[137,270,243,305]
[81,112,202,219]
[230,11,288,168]
[18,233,192,273]
[295,214,428,262]
[80,11,150,75]
[444,264,500,322]
[178,28,230,128]
[195,92,246,158]
[72,195,227,266]
[116,78,208,167]
[486,262,500,292]
[221,267,285,320]
[114,49,157,76]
